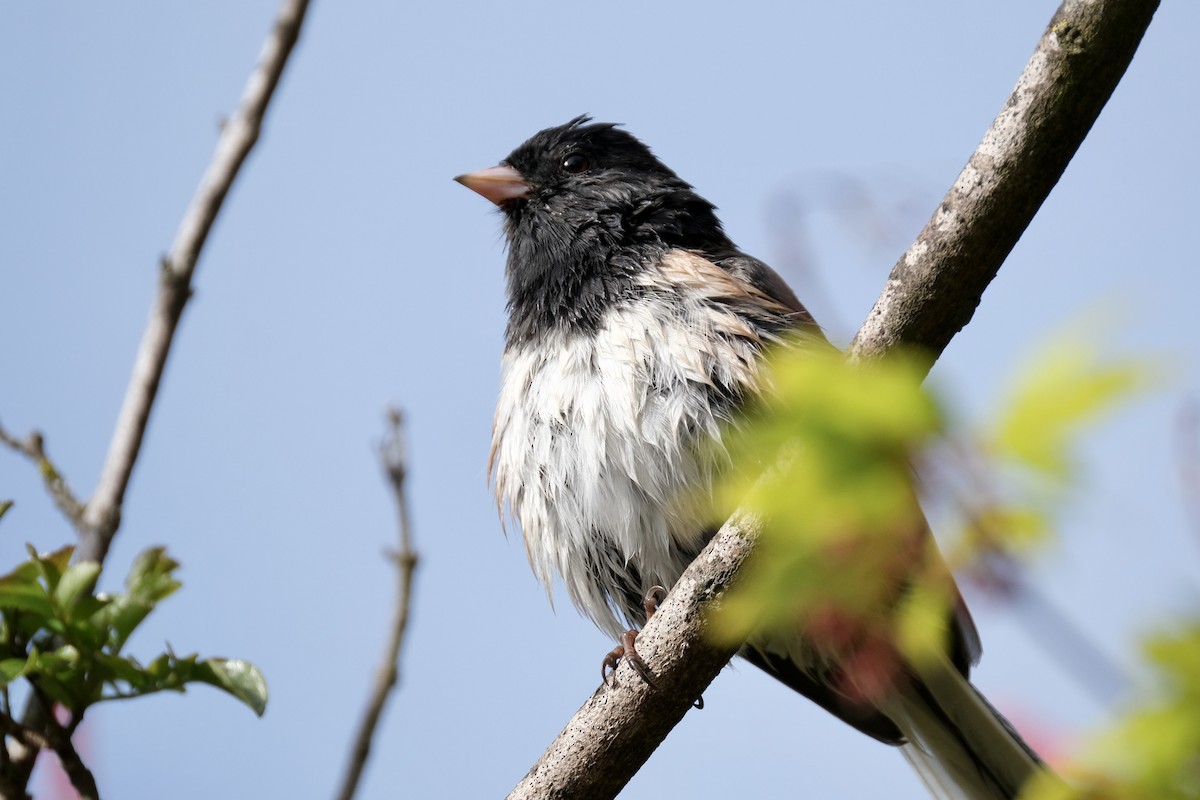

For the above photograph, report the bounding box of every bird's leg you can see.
[602,585,668,688]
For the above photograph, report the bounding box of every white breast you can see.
[491,252,776,640]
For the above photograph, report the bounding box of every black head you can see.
[457,116,733,345]
[503,116,686,212]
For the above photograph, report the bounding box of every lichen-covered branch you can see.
[849,0,1159,368]
[508,515,761,800]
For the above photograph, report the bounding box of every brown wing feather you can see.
[669,247,985,730]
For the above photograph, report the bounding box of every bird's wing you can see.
[712,251,822,330]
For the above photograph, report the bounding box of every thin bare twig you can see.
[1175,400,1200,549]
[40,712,97,800]
[0,423,85,526]
[0,712,53,753]
[334,408,420,800]
[77,0,311,566]
[977,551,1130,703]
[3,0,312,791]
[11,685,100,800]
[508,1,1160,796]
[927,441,1131,706]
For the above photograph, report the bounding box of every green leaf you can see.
[960,504,1051,553]
[25,544,75,594]
[0,500,13,520]
[0,568,53,618]
[88,650,267,717]
[92,596,149,653]
[93,547,182,652]
[0,655,30,686]
[65,610,109,652]
[52,562,102,618]
[992,336,1151,478]
[92,652,154,692]
[0,559,44,585]
[194,659,268,717]
[28,645,87,710]
[34,643,81,673]
[896,581,953,666]
[142,652,177,682]
[125,547,182,603]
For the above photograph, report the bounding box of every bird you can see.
[456,115,1046,799]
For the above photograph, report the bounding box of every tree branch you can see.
[1174,400,1200,549]
[508,515,762,800]
[76,0,311,565]
[2,0,313,791]
[849,0,1158,365]
[507,1,1159,797]
[0,425,85,527]
[334,409,421,800]
[37,708,98,800]
[0,690,99,800]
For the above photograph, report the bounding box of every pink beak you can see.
[454,164,531,205]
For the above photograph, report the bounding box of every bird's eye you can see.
[561,153,590,174]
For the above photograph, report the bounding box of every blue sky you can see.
[2,2,1197,798]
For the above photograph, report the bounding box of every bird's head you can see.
[456,116,732,342]
[457,115,730,253]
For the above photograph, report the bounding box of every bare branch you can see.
[0,423,84,526]
[0,689,99,800]
[39,716,98,800]
[334,408,420,800]
[973,552,1130,705]
[508,1,1159,796]
[850,0,1159,368]
[76,0,311,565]
[927,441,1132,707]
[2,0,312,791]
[0,711,53,753]
[1174,400,1200,548]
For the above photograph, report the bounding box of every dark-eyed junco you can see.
[457,116,1043,799]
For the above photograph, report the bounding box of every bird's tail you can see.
[884,656,1048,800]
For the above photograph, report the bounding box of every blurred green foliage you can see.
[991,335,1150,481]
[1025,623,1200,799]
[709,329,1198,797]
[710,345,959,689]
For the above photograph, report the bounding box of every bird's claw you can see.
[601,585,671,688]
[602,628,657,688]
[599,585,705,708]
[643,585,667,617]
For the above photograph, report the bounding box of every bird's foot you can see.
[601,586,668,688]
[602,629,656,688]
[599,586,704,708]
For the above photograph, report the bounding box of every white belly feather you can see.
[491,251,777,640]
